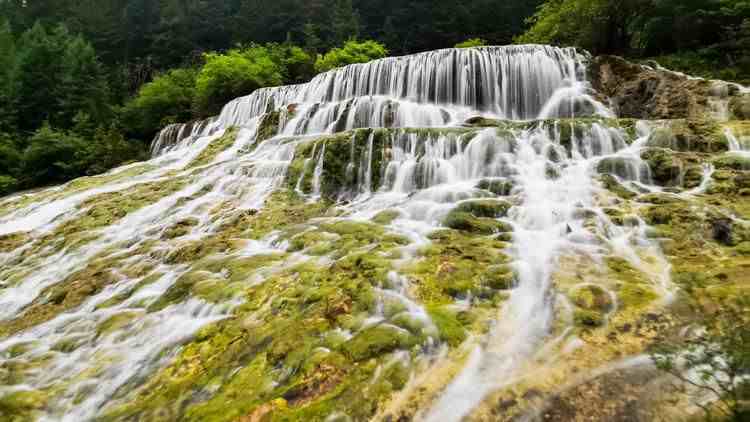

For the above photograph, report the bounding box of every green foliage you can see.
[195,46,284,115]
[455,38,487,48]
[519,0,750,75]
[0,19,17,135]
[122,68,198,138]
[315,39,388,73]
[15,23,110,132]
[651,297,750,421]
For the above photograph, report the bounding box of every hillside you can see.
[0,46,748,421]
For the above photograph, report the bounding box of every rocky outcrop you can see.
[590,55,749,121]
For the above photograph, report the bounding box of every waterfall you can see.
[149,45,607,157]
[0,45,676,421]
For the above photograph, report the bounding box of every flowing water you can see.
[0,45,676,421]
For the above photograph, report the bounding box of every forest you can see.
[0,0,748,195]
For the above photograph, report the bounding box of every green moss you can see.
[617,284,658,309]
[372,210,401,225]
[476,179,514,196]
[189,127,239,168]
[342,324,417,361]
[0,251,155,338]
[569,285,613,312]
[46,176,188,252]
[0,389,48,421]
[97,311,142,337]
[0,232,29,253]
[482,265,516,290]
[735,242,750,256]
[713,153,750,171]
[257,111,280,143]
[646,120,728,153]
[599,174,637,199]
[730,95,750,120]
[453,199,512,219]
[443,211,512,235]
[574,309,604,327]
[406,229,510,304]
[426,306,467,347]
[161,217,200,239]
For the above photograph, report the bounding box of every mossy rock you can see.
[640,148,682,186]
[443,211,512,235]
[454,199,512,219]
[617,284,658,309]
[599,174,637,199]
[161,217,200,239]
[257,110,280,142]
[569,285,614,313]
[476,178,514,196]
[188,127,239,168]
[342,324,417,361]
[372,210,401,225]
[426,305,467,347]
[645,120,728,153]
[0,390,48,420]
[735,242,750,256]
[638,193,683,205]
[713,153,750,171]
[482,265,516,290]
[730,95,750,120]
[573,309,604,327]
[596,157,646,181]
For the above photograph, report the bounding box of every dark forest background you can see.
[0,0,747,195]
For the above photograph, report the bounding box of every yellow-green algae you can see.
[188,127,239,168]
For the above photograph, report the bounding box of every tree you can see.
[0,19,18,135]
[195,46,284,115]
[14,23,110,133]
[21,124,85,185]
[651,297,750,421]
[121,67,198,139]
[331,0,360,45]
[314,39,388,73]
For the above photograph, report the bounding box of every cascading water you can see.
[0,45,680,421]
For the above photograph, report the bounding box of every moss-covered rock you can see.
[453,199,512,219]
[443,211,512,235]
[570,285,614,313]
[189,127,239,168]
[645,120,728,153]
[476,178,514,196]
[342,324,417,361]
[712,153,750,171]
[730,94,750,120]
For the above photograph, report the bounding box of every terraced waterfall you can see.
[1,46,749,421]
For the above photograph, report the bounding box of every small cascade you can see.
[726,127,749,154]
[311,142,327,198]
[357,132,376,196]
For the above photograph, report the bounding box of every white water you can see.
[0,45,673,421]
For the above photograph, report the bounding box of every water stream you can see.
[0,45,675,420]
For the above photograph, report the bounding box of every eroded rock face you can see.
[589,55,750,121]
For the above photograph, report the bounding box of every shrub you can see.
[195,47,283,116]
[121,68,198,139]
[314,39,388,73]
[455,38,487,48]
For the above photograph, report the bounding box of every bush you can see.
[19,124,146,190]
[22,124,86,185]
[455,38,487,48]
[314,39,388,73]
[265,43,315,84]
[121,68,198,139]
[195,47,284,116]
